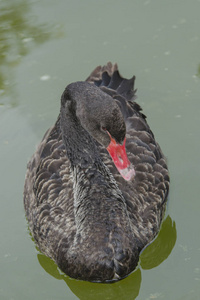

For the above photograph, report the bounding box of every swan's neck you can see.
[60,103,100,167]
[60,104,133,241]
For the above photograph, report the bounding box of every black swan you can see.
[24,62,169,282]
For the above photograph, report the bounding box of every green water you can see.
[0,0,199,299]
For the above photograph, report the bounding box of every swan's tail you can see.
[86,62,118,82]
[86,62,146,121]
[86,62,137,101]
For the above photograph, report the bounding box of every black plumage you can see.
[24,62,169,282]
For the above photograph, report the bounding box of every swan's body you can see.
[24,63,169,282]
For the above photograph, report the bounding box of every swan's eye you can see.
[101,126,107,131]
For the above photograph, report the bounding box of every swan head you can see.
[62,81,135,181]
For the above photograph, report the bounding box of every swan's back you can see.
[24,62,169,282]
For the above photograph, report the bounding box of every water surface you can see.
[0,0,200,299]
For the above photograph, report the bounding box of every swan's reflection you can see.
[37,214,176,300]
[140,215,176,270]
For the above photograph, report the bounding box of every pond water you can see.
[0,0,200,299]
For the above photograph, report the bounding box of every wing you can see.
[24,117,76,258]
[87,62,170,246]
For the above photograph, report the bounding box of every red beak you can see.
[106,134,135,181]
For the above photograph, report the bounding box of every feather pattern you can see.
[24,62,169,282]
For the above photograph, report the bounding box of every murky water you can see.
[0,0,200,299]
